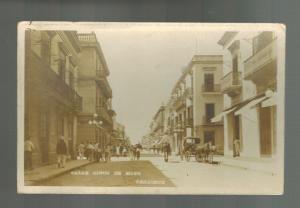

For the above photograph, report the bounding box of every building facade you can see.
[190,55,224,154]
[76,32,114,149]
[25,30,82,166]
[214,31,278,172]
[146,55,224,155]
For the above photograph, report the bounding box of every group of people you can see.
[24,136,69,170]
[24,136,145,171]
[114,145,128,158]
[129,144,142,160]
[77,141,115,163]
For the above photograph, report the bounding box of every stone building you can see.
[76,32,114,149]
[25,30,82,166]
[146,55,224,154]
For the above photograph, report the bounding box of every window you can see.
[204,73,214,92]
[205,103,215,123]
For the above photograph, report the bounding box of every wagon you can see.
[181,137,216,163]
[181,137,201,161]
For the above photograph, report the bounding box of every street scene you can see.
[20,23,284,194]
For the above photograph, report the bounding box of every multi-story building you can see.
[153,55,224,154]
[150,105,166,144]
[168,67,194,154]
[112,120,127,146]
[215,31,278,173]
[25,30,82,166]
[76,32,114,149]
[191,55,224,153]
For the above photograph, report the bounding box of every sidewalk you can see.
[145,155,282,194]
[25,160,92,185]
[214,156,278,175]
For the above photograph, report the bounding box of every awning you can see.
[262,92,277,107]
[234,96,267,115]
[211,107,237,123]
[157,135,171,145]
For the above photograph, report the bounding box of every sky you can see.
[94,25,224,144]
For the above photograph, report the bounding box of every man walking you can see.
[24,137,35,170]
[163,142,171,162]
[56,136,67,168]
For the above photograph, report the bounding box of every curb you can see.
[25,161,94,185]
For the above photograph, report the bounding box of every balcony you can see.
[244,39,277,85]
[28,50,82,111]
[202,84,221,94]
[95,75,112,98]
[173,97,185,110]
[185,118,193,127]
[202,115,222,125]
[184,87,193,98]
[78,33,97,43]
[221,71,242,97]
[96,105,113,125]
[96,69,107,78]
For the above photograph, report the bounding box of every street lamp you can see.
[88,113,103,143]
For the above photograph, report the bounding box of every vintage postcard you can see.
[17,22,285,194]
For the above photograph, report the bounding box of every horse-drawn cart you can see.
[181,137,216,163]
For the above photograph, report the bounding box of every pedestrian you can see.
[116,145,120,159]
[104,145,111,162]
[163,142,171,162]
[84,141,89,159]
[122,146,127,157]
[98,146,104,162]
[131,145,136,160]
[56,136,67,168]
[24,137,35,171]
[136,144,142,160]
[234,139,240,157]
[94,142,99,162]
[87,141,94,161]
[77,143,85,160]
[119,145,124,157]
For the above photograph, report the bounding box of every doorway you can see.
[259,107,272,156]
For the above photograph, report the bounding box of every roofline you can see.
[217,31,238,47]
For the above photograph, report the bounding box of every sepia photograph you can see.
[17,22,285,194]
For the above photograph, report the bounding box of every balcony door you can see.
[204,73,214,92]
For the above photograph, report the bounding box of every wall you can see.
[77,80,96,113]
